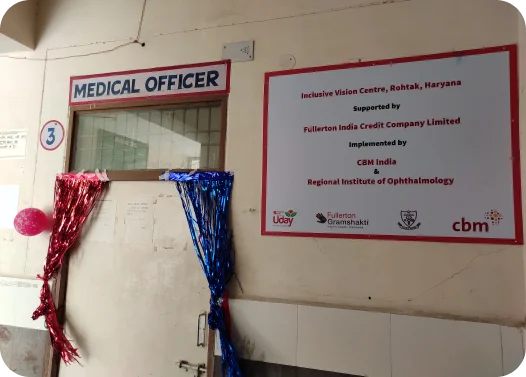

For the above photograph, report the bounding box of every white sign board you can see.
[262,45,522,244]
[70,61,230,105]
[0,130,26,158]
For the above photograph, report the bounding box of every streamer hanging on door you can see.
[32,173,107,364]
[161,171,243,377]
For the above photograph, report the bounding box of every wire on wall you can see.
[0,0,412,62]
[0,0,148,62]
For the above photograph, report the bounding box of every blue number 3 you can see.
[46,127,56,146]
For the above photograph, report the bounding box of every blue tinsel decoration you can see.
[161,171,243,377]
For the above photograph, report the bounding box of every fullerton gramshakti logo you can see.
[316,213,327,223]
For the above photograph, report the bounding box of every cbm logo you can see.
[452,218,489,233]
[452,210,502,233]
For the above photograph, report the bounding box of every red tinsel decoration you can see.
[32,174,106,364]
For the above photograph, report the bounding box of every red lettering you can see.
[452,218,489,233]
[462,217,471,232]
[272,215,294,227]
[472,222,489,233]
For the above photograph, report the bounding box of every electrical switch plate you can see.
[222,40,254,62]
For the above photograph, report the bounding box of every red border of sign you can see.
[261,44,523,245]
[40,120,65,151]
[69,60,231,106]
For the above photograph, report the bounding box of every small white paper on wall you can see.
[0,130,27,158]
[124,197,154,245]
[0,185,19,229]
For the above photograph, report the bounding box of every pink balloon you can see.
[14,208,48,236]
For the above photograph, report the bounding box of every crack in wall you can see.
[312,238,327,257]
[309,241,519,306]
[311,238,339,298]
[407,246,513,302]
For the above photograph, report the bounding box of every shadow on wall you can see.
[34,0,51,43]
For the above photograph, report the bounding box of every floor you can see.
[0,325,47,377]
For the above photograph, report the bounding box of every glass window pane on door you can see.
[73,104,222,171]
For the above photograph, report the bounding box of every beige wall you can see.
[0,0,525,374]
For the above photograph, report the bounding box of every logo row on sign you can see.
[272,209,503,233]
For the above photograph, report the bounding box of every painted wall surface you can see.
[0,0,525,375]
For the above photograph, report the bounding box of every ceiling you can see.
[0,0,36,53]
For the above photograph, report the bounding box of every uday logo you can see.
[273,210,297,227]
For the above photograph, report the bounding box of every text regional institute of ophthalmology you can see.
[307,177,455,187]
